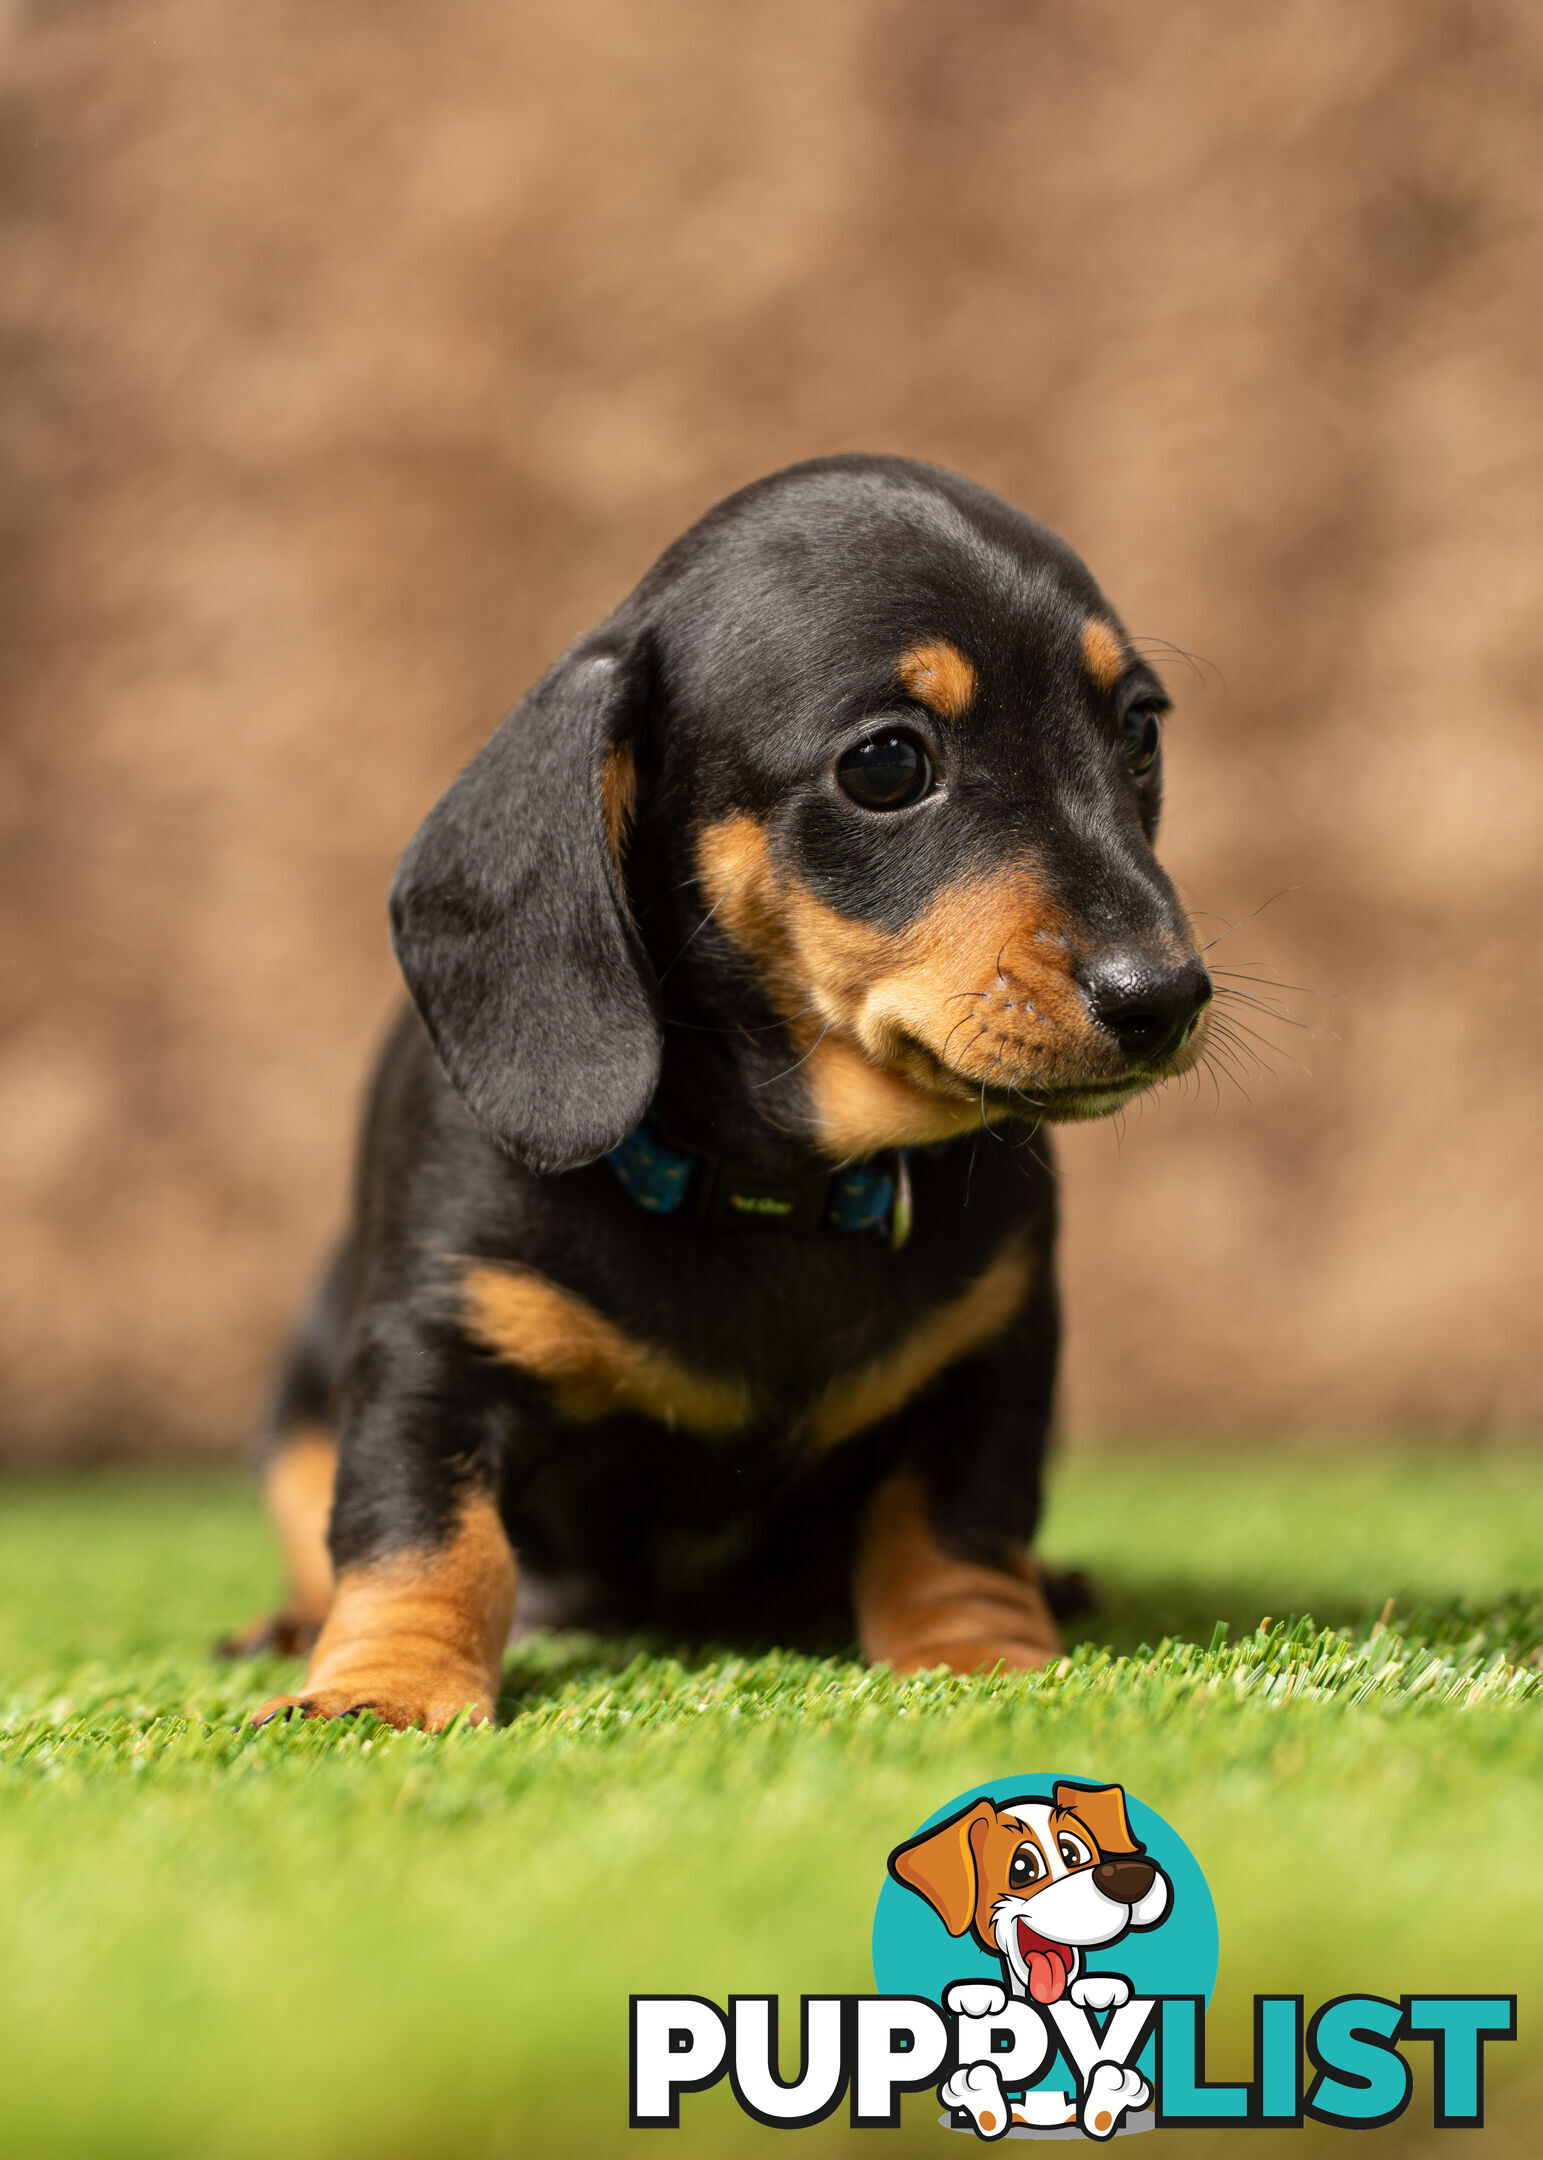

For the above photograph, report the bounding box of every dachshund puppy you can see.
[237,455,1211,1729]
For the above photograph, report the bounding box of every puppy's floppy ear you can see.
[889,1800,996,1936]
[390,632,662,1174]
[1053,1782,1143,1857]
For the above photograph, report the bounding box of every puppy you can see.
[234,455,1211,1729]
[889,1781,1171,2007]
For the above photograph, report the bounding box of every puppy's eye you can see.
[1121,706,1162,774]
[1057,1834,1091,1869]
[836,731,932,810]
[1008,1842,1044,1888]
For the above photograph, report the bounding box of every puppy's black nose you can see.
[1080,951,1212,1062]
[1094,1858,1157,1903]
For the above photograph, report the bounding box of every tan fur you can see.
[253,1492,516,1730]
[1079,617,1127,692]
[853,1472,1060,1675]
[461,1260,753,1434]
[264,1424,336,1626]
[810,1235,1033,1447]
[697,814,1176,1153]
[896,639,977,720]
[598,742,637,866]
[800,1034,990,1155]
[219,1424,337,1656]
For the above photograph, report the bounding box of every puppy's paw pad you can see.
[941,2062,1010,2139]
[1081,2061,1149,2139]
[1070,1974,1131,2012]
[945,1980,1008,2018]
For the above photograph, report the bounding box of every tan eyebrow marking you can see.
[1080,618,1128,692]
[896,640,977,721]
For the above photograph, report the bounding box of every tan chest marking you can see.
[463,1234,1027,1450]
[810,1233,1034,1447]
[461,1261,754,1435]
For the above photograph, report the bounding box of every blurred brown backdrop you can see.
[2,0,1540,1460]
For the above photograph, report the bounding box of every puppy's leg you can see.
[253,1492,514,1731]
[854,1473,1060,1674]
[220,1237,356,1658]
[219,1424,336,1656]
[852,1295,1062,1675]
[252,1306,516,1731]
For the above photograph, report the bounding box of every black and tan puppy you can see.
[237,455,1211,1730]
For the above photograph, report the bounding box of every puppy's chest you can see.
[458,1214,1037,1450]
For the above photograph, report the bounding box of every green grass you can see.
[0,1446,1538,2158]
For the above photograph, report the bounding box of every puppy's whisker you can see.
[1213,989,1317,1034]
[1127,634,1222,690]
[1206,1019,1269,1073]
[1200,1042,1254,1103]
[1201,889,1295,953]
[658,890,731,979]
[752,1020,834,1088]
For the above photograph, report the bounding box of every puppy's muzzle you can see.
[1092,1857,1158,1903]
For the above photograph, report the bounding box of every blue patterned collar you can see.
[606,1118,913,1250]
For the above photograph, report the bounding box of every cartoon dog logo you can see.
[889,1782,1171,2138]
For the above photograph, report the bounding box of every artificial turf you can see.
[0,1444,1537,2158]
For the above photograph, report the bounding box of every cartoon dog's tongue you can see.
[1016,1920,1073,2004]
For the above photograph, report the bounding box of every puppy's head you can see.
[391,457,1210,1171]
[889,1781,1171,2005]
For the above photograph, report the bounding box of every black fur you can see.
[268,455,1208,1652]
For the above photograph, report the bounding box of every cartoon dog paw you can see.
[941,2063,1012,2140]
[944,1980,1008,2019]
[1081,2061,1150,2139]
[1069,1974,1132,2012]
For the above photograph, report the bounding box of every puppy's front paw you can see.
[854,1478,1063,1676]
[250,1665,497,1732]
[941,2063,1010,2140]
[893,1637,1059,1676]
[1069,1974,1131,2012]
[1081,2062,1149,2139]
[253,1506,515,1734]
[945,1980,1008,2019]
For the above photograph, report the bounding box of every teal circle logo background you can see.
[872,1775,1219,2023]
